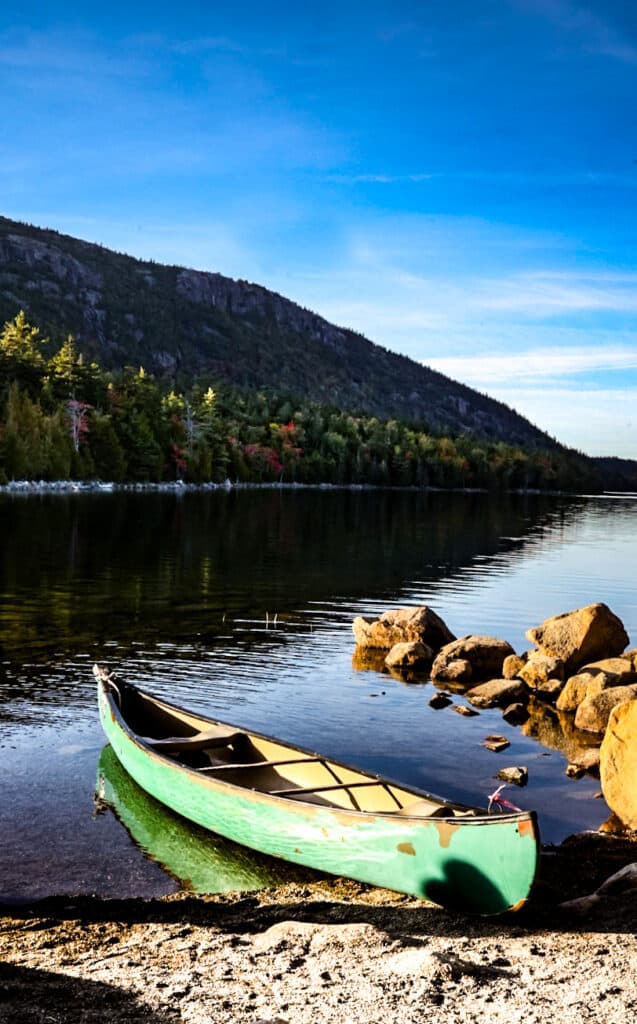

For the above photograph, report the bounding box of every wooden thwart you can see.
[199,756,327,773]
[270,779,392,797]
[145,730,245,753]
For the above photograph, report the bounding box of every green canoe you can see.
[95,664,540,914]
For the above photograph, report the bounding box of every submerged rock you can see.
[352,606,455,651]
[429,691,452,709]
[600,699,637,830]
[502,702,529,726]
[431,636,515,683]
[483,734,510,753]
[526,603,629,675]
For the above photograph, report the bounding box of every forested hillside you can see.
[0,311,600,491]
[0,215,558,449]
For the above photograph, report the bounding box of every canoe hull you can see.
[98,680,539,914]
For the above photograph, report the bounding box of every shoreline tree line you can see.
[0,311,599,492]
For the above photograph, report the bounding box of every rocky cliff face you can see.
[176,268,353,356]
[0,215,558,447]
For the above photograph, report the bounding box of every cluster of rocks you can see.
[352,603,637,829]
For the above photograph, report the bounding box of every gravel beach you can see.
[1,834,636,1024]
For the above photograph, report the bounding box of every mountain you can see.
[0,215,559,448]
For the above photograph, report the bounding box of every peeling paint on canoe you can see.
[434,819,461,849]
[517,818,535,838]
[397,842,416,856]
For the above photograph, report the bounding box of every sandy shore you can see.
[1,833,636,1024]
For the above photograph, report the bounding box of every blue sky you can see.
[1,1,636,457]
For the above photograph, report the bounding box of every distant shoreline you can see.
[0,478,581,497]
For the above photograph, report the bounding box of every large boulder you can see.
[352,607,455,651]
[574,684,637,734]
[431,635,515,683]
[526,603,629,675]
[600,699,637,829]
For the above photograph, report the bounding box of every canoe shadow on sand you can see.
[0,962,173,1024]
[4,840,637,941]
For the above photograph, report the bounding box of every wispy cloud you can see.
[487,385,637,457]
[326,168,637,189]
[0,28,152,78]
[171,36,247,56]
[325,173,434,184]
[426,346,637,387]
[475,269,637,316]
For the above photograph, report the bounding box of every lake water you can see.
[1,488,636,901]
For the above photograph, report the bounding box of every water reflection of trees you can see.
[0,490,587,670]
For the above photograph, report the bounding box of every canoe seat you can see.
[397,800,455,818]
[143,729,246,754]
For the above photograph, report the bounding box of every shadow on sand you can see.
[0,962,177,1023]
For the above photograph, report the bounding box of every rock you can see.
[352,606,455,651]
[559,863,637,914]
[429,692,452,709]
[600,699,637,829]
[566,763,586,779]
[556,672,601,712]
[502,702,529,726]
[502,653,527,679]
[431,636,515,683]
[465,678,527,709]
[583,656,637,677]
[526,602,629,675]
[384,641,433,670]
[556,665,636,712]
[496,766,528,786]
[569,745,601,773]
[534,678,565,700]
[434,657,473,684]
[518,653,565,691]
[483,734,510,752]
[598,812,631,834]
[452,704,479,717]
[575,686,637,734]
[624,648,637,670]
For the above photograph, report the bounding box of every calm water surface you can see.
[1,489,636,900]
